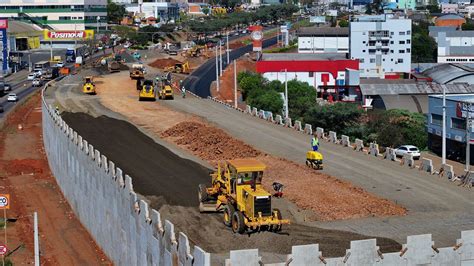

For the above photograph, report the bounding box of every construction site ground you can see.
[45,66,404,263]
[0,93,110,265]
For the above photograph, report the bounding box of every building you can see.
[256,53,361,102]
[0,0,106,31]
[427,94,474,164]
[435,14,465,28]
[397,0,416,10]
[349,15,412,79]
[430,26,474,63]
[441,3,459,13]
[424,64,474,84]
[296,27,349,54]
[125,2,179,23]
[188,3,210,16]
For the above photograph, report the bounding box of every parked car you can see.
[32,78,42,87]
[27,73,36,80]
[4,83,11,91]
[34,70,42,77]
[56,61,65,68]
[7,93,18,102]
[394,145,421,160]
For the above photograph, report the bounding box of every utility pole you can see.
[466,102,472,172]
[219,40,223,77]
[34,212,39,266]
[215,46,219,92]
[234,60,237,108]
[284,68,288,119]
[74,23,77,50]
[442,86,446,165]
[226,32,229,65]
[49,40,53,61]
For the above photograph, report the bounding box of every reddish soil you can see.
[0,93,110,265]
[211,57,256,109]
[161,121,407,221]
[148,58,183,69]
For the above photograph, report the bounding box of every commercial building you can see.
[441,3,459,13]
[125,2,179,23]
[0,0,106,31]
[428,94,474,164]
[430,26,474,63]
[296,27,349,54]
[256,53,361,102]
[349,15,412,79]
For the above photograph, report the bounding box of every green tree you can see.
[412,22,437,63]
[462,22,474,30]
[286,80,316,121]
[339,19,349,27]
[247,88,284,114]
[202,7,210,16]
[238,71,265,100]
[107,0,126,24]
[304,103,364,135]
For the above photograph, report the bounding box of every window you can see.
[407,30,411,34]
[431,114,442,125]
[360,58,364,63]
[390,50,394,53]
[399,32,405,35]
[390,41,394,44]
[309,72,314,77]
[407,48,411,53]
[370,58,375,63]
[452,117,466,130]
[363,41,366,44]
[398,59,403,63]
[363,50,366,52]
[391,32,394,35]
[407,40,411,44]
[399,41,405,44]
[399,50,405,53]
[59,16,71,20]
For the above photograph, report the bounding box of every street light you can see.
[442,86,446,166]
[96,16,100,35]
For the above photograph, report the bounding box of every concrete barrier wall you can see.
[42,89,474,265]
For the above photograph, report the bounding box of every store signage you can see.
[43,30,94,41]
[0,20,7,29]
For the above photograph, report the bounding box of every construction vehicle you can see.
[164,61,190,74]
[130,64,145,80]
[139,79,156,101]
[306,151,323,170]
[198,159,290,234]
[159,78,174,100]
[83,76,96,94]
[108,60,121,73]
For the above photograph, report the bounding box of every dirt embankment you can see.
[149,58,182,69]
[0,93,110,265]
[161,121,407,221]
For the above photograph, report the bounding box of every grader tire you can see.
[273,208,283,233]
[223,205,235,227]
[198,184,208,202]
[231,211,245,234]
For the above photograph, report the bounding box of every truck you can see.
[42,67,59,81]
[65,48,76,63]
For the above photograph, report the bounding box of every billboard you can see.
[309,16,326,24]
[0,19,8,73]
[456,102,474,119]
[43,30,94,41]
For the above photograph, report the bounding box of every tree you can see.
[339,19,349,27]
[238,71,265,100]
[247,88,284,114]
[304,103,364,135]
[412,22,437,63]
[107,0,126,24]
[462,22,474,30]
[286,80,316,121]
[202,7,210,16]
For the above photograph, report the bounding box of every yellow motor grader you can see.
[198,159,289,234]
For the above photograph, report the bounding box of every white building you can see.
[441,3,459,13]
[125,2,179,23]
[297,27,349,54]
[0,0,106,31]
[430,26,474,63]
[349,15,412,78]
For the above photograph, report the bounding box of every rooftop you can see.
[296,27,349,37]
[436,14,465,20]
[7,21,42,36]
[360,83,474,96]
[430,94,474,103]
[423,64,474,84]
[261,53,347,61]
[228,159,266,171]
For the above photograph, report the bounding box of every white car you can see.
[34,70,42,77]
[32,78,42,87]
[56,61,65,67]
[7,93,18,102]
[394,145,421,160]
[27,73,36,80]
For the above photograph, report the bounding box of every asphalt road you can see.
[183,36,278,97]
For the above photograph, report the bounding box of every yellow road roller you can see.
[82,76,96,95]
[306,151,323,170]
[139,79,156,101]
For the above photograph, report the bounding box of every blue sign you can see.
[0,28,7,73]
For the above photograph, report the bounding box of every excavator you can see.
[82,76,96,95]
[164,61,190,74]
[139,79,156,101]
[187,45,207,57]
[198,159,290,234]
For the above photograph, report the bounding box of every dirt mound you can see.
[149,58,182,69]
[260,156,407,221]
[161,121,261,161]
[4,159,44,175]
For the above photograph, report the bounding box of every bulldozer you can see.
[158,78,174,100]
[82,76,96,95]
[198,159,290,234]
[164,61,190,74]
[139,79,156,101]
[130,64,145,80]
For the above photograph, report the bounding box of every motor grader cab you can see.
[139,79,156,101]
[198,159,290,234]
[82,76,96,95]
[159,79,174,100]
[130,64,145,80]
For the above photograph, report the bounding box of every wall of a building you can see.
[350,17,412,78]
[262,71,341,89]
[298,36,349,53]
[435,19,465,27]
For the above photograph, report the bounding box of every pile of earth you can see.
[149,58,182,69]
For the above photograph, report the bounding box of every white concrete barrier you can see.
[266,112,274,123]
[329,131,337,143]
[369,143,380,157]
[419,158,434,174]
[284,117,292,128]
[341,135,350,147]
[251,107,258,116]
[440,164,455,180]
[401,153,415,168]
[294,120,302,131]
[304,124,313,135]
[258,110,266,119]
[384,148,397,161]
[316,127,324,139]
[275,115,283,125]
[354,138,364,152]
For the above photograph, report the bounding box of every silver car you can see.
[394,145,421,160]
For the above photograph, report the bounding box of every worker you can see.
[311,134,319,151]
[181,85,186,98]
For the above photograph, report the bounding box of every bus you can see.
[33,61,50,72]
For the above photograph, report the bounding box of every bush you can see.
[304,103,364,134]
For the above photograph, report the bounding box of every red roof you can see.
[256,60,359,79]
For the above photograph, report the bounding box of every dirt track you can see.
[62,112,401,261]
